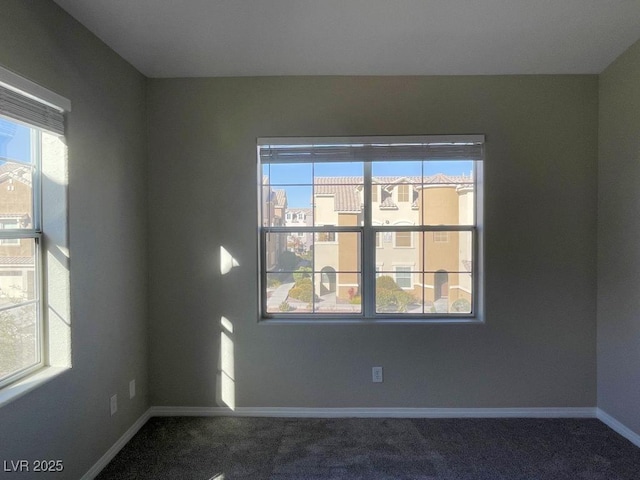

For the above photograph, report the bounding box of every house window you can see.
[433,231,449,243]
[397,184,410,202]
[258,135,483,320]
[395,231,412,248]
[0,220,20,245]
[316,231,336,242]
[395,267,412,289]
[0,67,70,396]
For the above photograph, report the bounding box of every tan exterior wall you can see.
[0,175,35,302]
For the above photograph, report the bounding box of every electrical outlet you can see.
[110,394,118,416]
[129,379,136,399]
[372,366,383,383]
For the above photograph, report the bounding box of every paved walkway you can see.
[267,282,295,309]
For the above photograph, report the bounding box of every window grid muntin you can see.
[259,141,479,321]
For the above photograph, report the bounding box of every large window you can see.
[259,136,483,321]
[0,67,70,394]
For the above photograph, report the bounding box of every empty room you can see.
[1,1,640,478]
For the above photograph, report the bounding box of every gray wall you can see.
[0,1,148,478]
[147,76,598,409]
[598,38,640,437]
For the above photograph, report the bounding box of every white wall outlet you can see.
[110,394,118,416]
[129,379,136,399]
[372,366,383,383]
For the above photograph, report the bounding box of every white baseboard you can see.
[80,408,152,480]
[149,405,597,419]
[596,408,640,448]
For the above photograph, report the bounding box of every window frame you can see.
[258,135,484,323]
[0,65,71,404]
[0,119,44,389]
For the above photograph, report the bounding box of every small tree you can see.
[278,251,301,271]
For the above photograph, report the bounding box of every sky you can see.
[263,160,474,208]
[0,118,32,164]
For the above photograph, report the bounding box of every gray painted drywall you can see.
[598,38,640,437]
[0,1,148,478]
[147,76,598,409]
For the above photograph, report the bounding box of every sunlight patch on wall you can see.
[220,246,239,275]
[219,316,235,410]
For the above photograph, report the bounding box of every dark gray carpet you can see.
[96,417,640,480]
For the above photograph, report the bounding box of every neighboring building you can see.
[284,208,313,254]
[0,162,35,304]
[0,161,36,379]
[312,174,474,312]
[262,176,288,270]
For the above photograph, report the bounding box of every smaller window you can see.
[375,232,382,248]
[0,219,20,245]
[371,186,378,202]
[397,185,410,202]
[433,231,449,243]
[395,231,412,248]
[316,231,336,242]
[395,267,412,289]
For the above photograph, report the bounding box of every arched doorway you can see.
[320,266,336,295]
[434,270,449,301]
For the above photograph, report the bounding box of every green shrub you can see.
[293,267,312,283]
[349,295,361,305]
[376,275,401,291]
[288,283,313,303]
[267,277,281,288]
[451,298,471,312]
[376,288,397,308]
[279,301,293,312]
[395,290,415,312]
[375,277,416,311]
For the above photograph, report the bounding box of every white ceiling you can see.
[52,0,640,78]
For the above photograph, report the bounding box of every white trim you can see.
[258,135,485,147]
[596,408,640,448]
[80,408,152,480]
[0,367,69,408]
[149,406,596,419]
[0,65,71,112]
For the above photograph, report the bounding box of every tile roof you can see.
[0,256,34,265]
[0,162,32,187]
[314,177,362,212]
[287,207,312,214]
[314,174,471,213]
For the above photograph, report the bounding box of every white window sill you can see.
[0,366,70,408]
